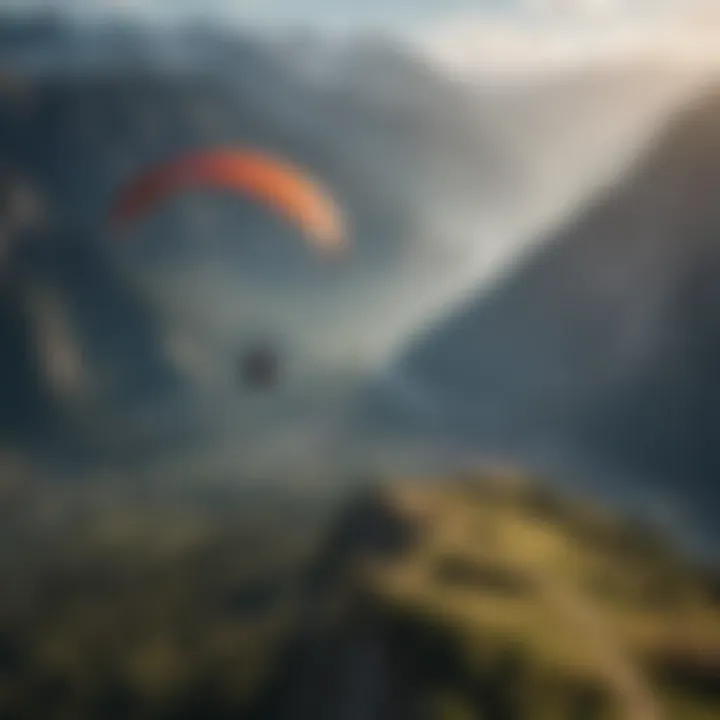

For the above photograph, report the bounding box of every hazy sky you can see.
[1,1,716,28]
[3,1,719,73]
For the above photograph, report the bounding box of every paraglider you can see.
[108,148,346,255]
[238,343,282,391]
[108,148,348,394]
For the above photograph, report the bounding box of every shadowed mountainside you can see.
[359,82,720,551]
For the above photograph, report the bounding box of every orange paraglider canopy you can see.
[108,148,346,254]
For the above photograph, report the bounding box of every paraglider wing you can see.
[109,149,345,253]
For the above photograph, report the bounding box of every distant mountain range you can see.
[0,13,707,474]
[358,84,720,553]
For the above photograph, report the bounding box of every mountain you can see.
[360,83,720,552]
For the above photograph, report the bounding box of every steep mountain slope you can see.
[367,83,720,548]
